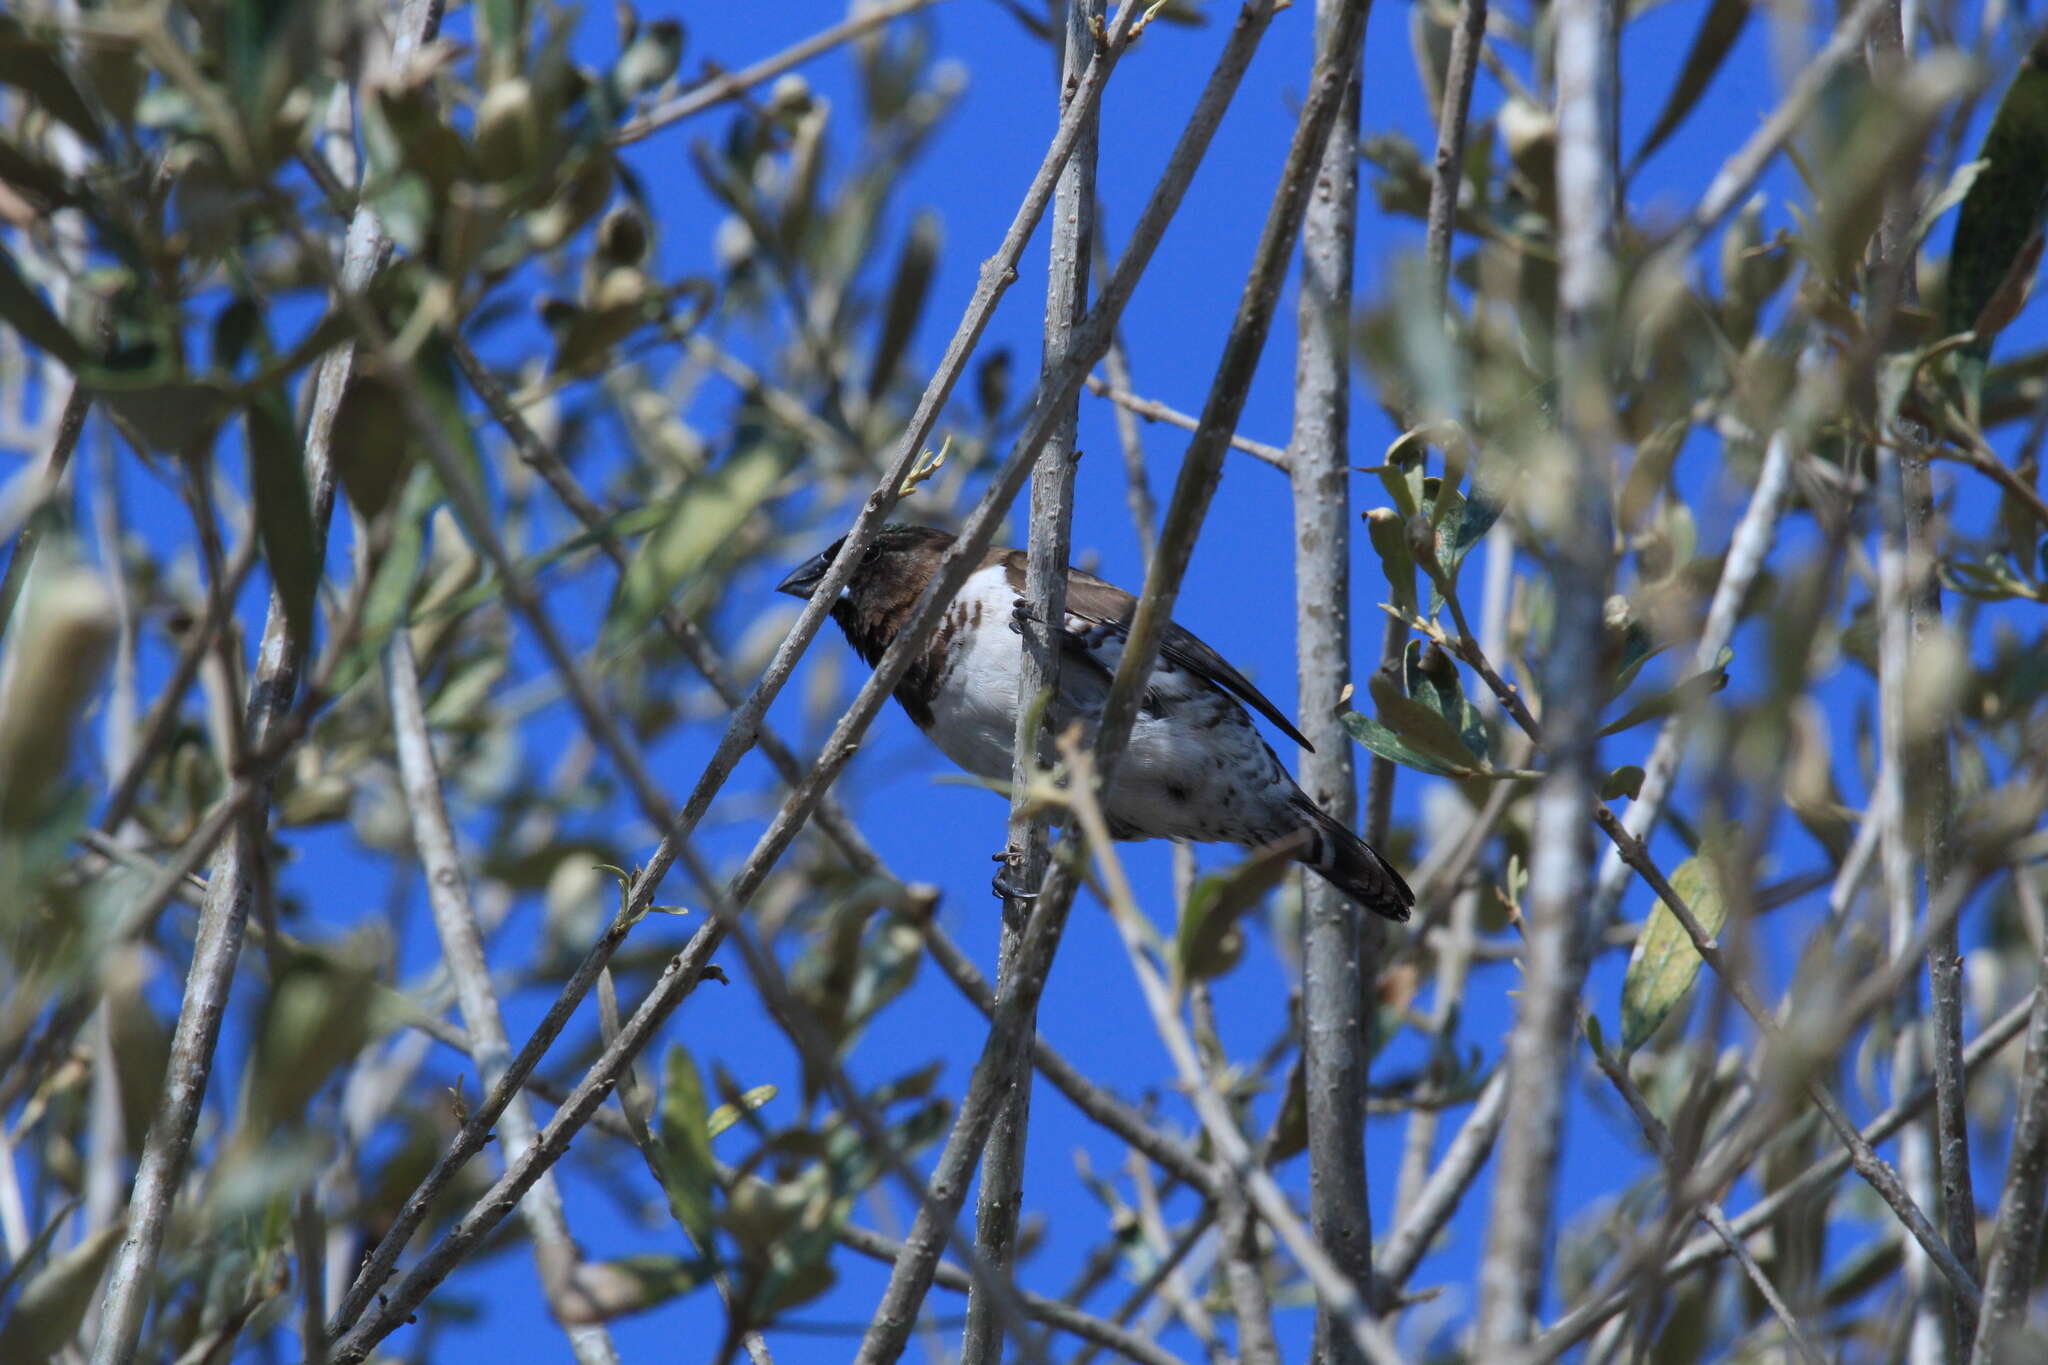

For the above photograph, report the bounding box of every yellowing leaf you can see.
[1621,857,1728,1052]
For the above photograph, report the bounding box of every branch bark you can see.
[1971,942,2048,1361]
[1473,0,1616,1346]
[963,4,1099,1357]
[89,6,443,1357]
[1289,3,1372,1361]
[385,633,619,1365]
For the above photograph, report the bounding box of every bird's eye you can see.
[860,543,882,565]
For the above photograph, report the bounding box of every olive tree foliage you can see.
[0,0,2046,1360]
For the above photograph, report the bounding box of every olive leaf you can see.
[1621,856,1728,1051]
[1175,841,1300,986]
[656,1043,718,1251]
[1946,37,2048,415]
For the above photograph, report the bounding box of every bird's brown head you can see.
[776,524,958,656]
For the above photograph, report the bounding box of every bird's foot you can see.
[990,846,1039,902]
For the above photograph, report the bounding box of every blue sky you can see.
[33,0,2048,1358]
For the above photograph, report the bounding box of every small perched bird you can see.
[776,524,1413,922]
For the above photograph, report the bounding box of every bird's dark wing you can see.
[1000,552,1315,752]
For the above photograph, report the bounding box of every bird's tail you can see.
[1292,803,1414,923]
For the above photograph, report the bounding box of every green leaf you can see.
[1369,665,1486,773]
[606,445,784,647]
[248,951,385,1135]
[1910,157,1988,255]
[1626,0,1749,176]
[1175,844,1298,986]
[333,373,414,521]
[844,916,923,1036]
[1609,637,1669,700]
[609,19,685,106]
[707,1084,777,1139]
[0,16,106,146]
[1601,765,1646,801]
[0,1198,78,1305]
[657,1044,718,1250]
[0,243,85,368]
[1404,640,1489,767]
[975,347,1011,423]
[1599,648,1732,737]
[1947,38,2048,413]
[1428,481,1500,595]
[1364,508,1418,618]
[1338,706,1467,779]
[1267,1061,1308,1161]
[0,1220,123,1362]
[867,209,941,399]
[324,471,431,697]
[1621,856,1728,1051]
[246,392,321,651]
[558,1253,715,1325]
[478,0,529,83]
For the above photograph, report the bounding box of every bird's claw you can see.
[990,846,1039,902]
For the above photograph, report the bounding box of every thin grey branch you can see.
[837,1222,1191,1365]
[1083,376,1290,469]
[964,3,1099,1356]
[1377,1065,1508,1287]
[1535,987,2034,1362]
[385,633,618,1365]
[1473,0,1617,1345]
[1422,0,1488,311]
[1290,3,1372,1360]
[616,0,958,144]
[1973,933,2048,1360]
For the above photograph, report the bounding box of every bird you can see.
[775,524,1414,923]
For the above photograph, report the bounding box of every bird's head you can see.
[775,523,957,608]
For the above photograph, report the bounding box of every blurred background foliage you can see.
[0,0,2046,1360]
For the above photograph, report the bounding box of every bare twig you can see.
[836,1223,1191,1365]
[964,4,1099,1357]
[1533,987,2035,1362]
[338,3,1347,1350]
[1583,1017,1828,1365]
[856,5,1307,1356]
[1878,435,1946,1364]
[1083,376,1289,468]
[1290,3,1372,1360]
[385,632,619,1365]
[1377,1065,1508,1286]
[1911,382,1981,1359]
[1972,934,2048,1360]
[1063,738,1404,1365]
[1473,0,1616,1345]
[919,921,1216,1193]
[1191,992,1279,1365]
[616,0,957,144]
[1591,806,1983,1312]
[1368,0,1487,851]
[1585,365,1820,942]
[1422,0,1488,311]
[1098,338,1160,559]
[1657,0,1895,263]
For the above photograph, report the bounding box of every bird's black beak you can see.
[775,549,834,600]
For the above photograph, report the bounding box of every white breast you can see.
[923,564,1028,780]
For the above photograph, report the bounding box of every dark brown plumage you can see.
[777,524,1413,921]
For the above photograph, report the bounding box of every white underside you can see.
[923,566,1300,844]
